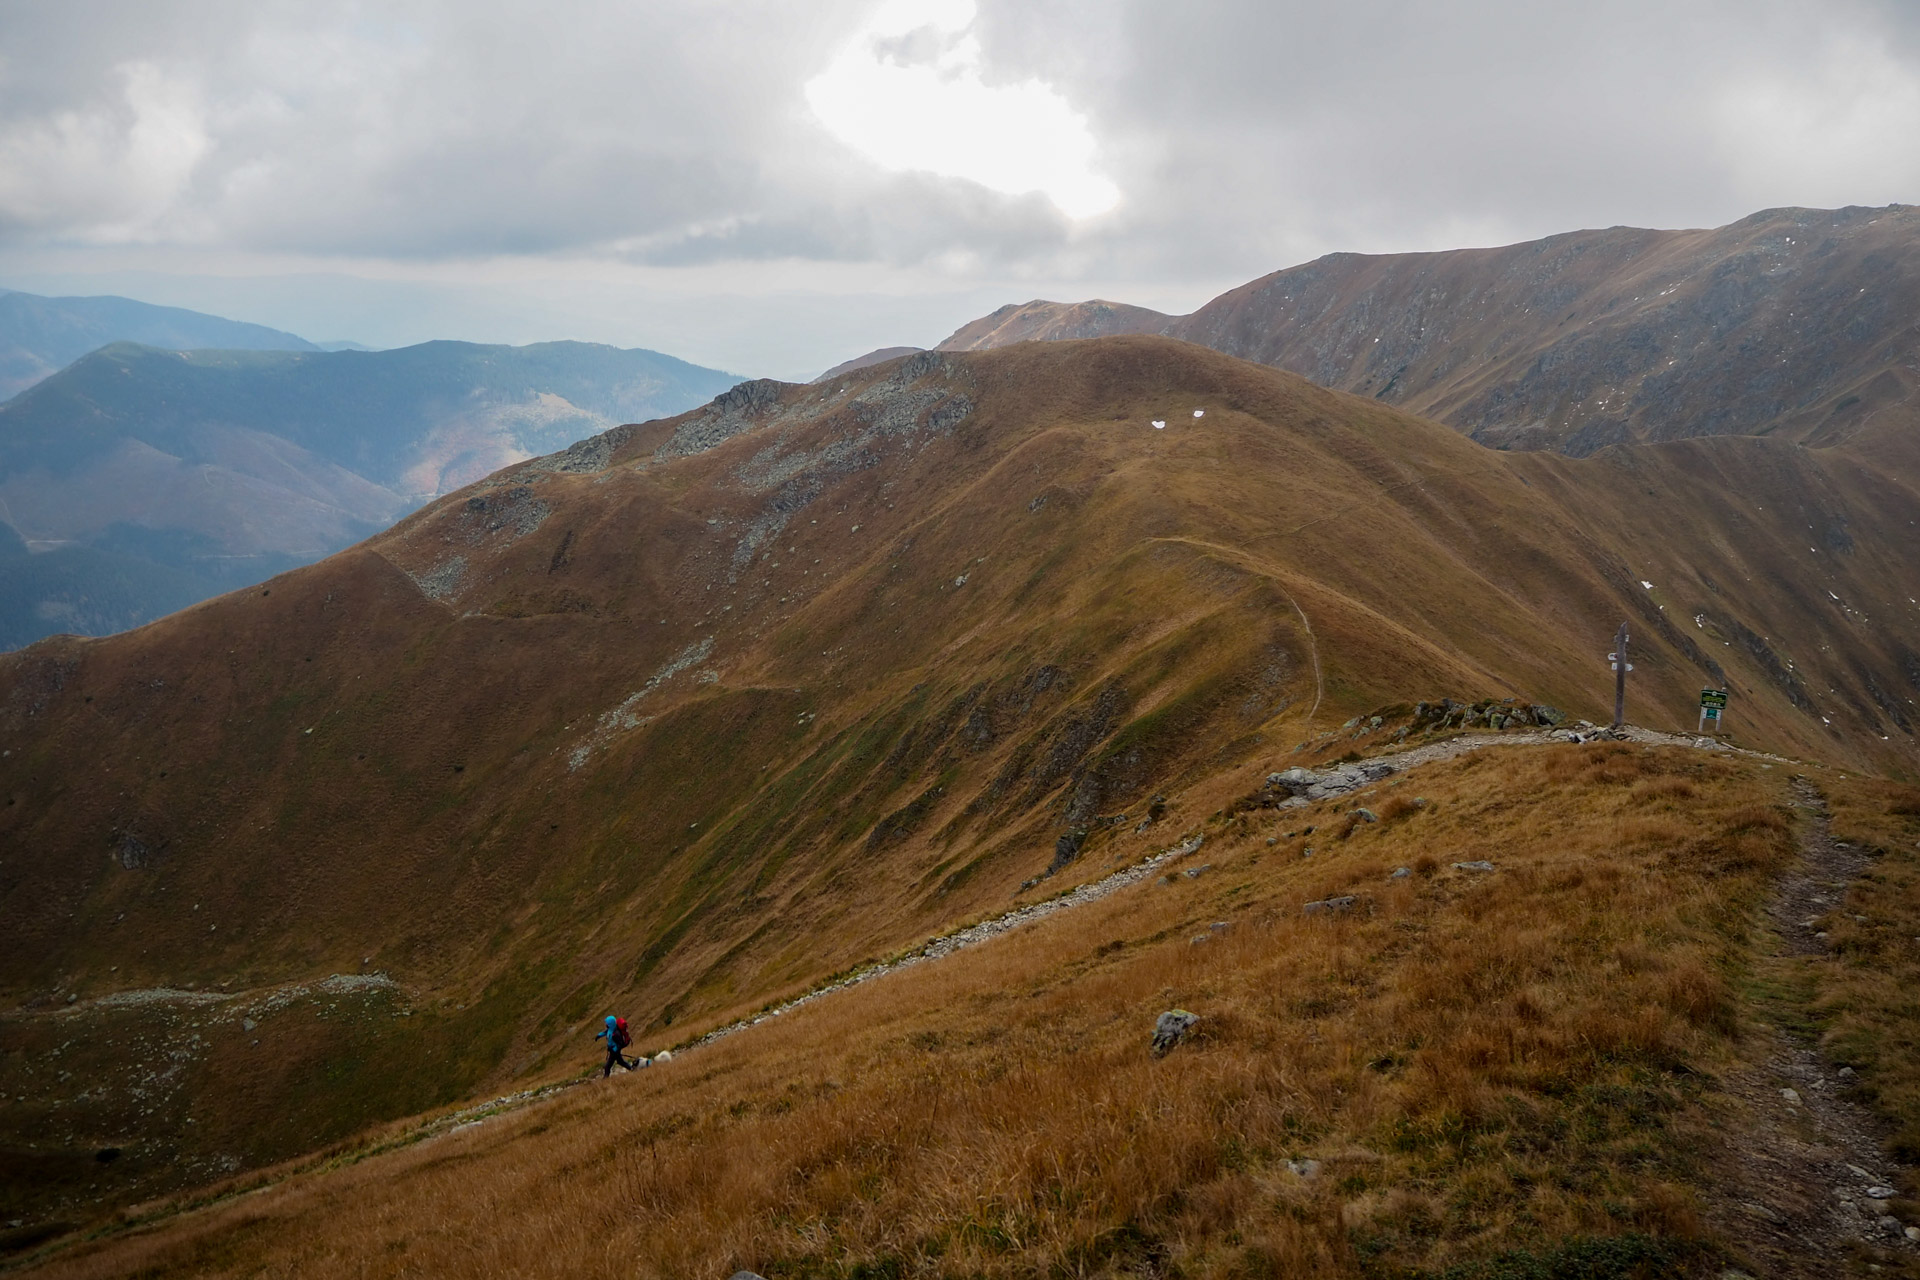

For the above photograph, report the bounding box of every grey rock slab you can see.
[1268,767,1321,796]
[1453,860,1496,872]
[1152,1009,1199,1056]
[1303,896,1357,916]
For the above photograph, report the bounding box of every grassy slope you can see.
[23,742,1816,1278]
[2,337,1917,1231]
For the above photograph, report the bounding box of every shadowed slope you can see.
[2,337,1917,1227]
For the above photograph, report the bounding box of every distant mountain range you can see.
[0,288,321,401]
[847,205,1918,467]
[0,333,745,650]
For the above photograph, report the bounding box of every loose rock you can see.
[1152,1009,1199,1056]
[1303,896,1356,916]
[1453,860,1496,872]
[1390,867,1411,880]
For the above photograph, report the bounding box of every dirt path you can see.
[1702,780,1918,1278]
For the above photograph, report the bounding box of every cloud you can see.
[804,0,1119,219]
[0,0,1916,374]
[0,60,208,240]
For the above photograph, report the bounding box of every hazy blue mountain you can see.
[0,288,319,399]
[0,338,745,650]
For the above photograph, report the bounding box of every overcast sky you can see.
[2,0,1916,378]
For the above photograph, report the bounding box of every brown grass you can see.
[24,745,1796,1279]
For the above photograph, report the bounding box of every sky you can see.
[2,0,1917,379]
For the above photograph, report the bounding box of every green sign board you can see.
[1700,689,1729,712]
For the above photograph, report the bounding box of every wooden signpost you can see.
[1608,623,1631,730]
[1699,687,1729,735]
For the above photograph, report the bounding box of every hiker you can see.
[595,1014,637,1075]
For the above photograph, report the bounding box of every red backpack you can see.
[612,1017,631,1049]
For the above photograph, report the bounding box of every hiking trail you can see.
[1701,780,1919,1277]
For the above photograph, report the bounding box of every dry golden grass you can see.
[29,743,1797,1280]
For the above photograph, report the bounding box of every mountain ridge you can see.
[933,204,1920,457]
[4,335,1916,1230]
[0,289,319,401]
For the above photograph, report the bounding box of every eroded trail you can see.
[1706,781,1918,1278]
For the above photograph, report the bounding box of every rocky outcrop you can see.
[1248,760,1395,810]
